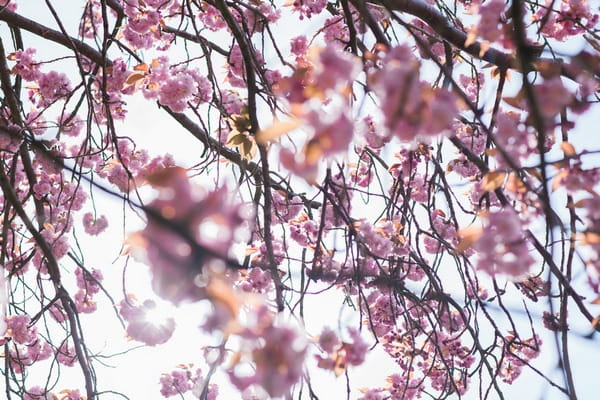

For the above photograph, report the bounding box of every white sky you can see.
[2,1,600,399]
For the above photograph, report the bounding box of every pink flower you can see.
[230,308,306,397]
[318,327,340,353]
[56,342,77,367]
[372,45,457,141]
[6,314,37,345]
[74,290,97,313]
[119,298,176,346]
[62,389,84,400]
[27,339,53,363]
[315,44,359,91]
[198,3,227,31]
[240,266,274,293]
[9,48,39,81]
[290,36,308,56]
[75,267,103,295]
[23,386,55,400]
[316,327,368,373]
[160,367,195,397]
[36,71,72,107]
[291,0,328,18]
[82,213,108,235]
[476,0,506,42]
[138,167,248,303]
[533,78,573,118]
[499,334,542,383]
[474,209,535,277]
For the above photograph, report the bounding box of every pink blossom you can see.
[159,367,194,397]
[75,267,103,295]
[316,327,367,373]
[198,3,227,31]
[315,44,359,91]
[6,314,37,345]
[27,339,53,363]
[23,386,55,400]
[534,0,599,41]
[290,36,308,57]
[240,266,274,293]
[74,290,97,313]
[289,217,319,246]
[476,0,506,42]
[36,71,72,107]
[279,148,319,182]
[62,389,84,400]
[56,342,77,367]
[318,327,340,353]
[305,111,355,159]
[272,191,303,222]
[291,0,328,18]
[82,212,108,235]
[499,334,542,383]
[474,209,535,277]
[138,168,247,303]
[357,388,386,400]
[119,298,176,346]
[323,16,349,43]
[158,72,196,112]
[9,48,39,81]
[372,45,457,141]
[533,78,573,118]
[230,309,306,397]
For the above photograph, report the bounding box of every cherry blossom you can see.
[0,1,598,399]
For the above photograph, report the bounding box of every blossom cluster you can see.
[2,0,598,398]
[159,365,218,399]
[137,167,248,304]
[119,297,176,346]
[473,209,535,277]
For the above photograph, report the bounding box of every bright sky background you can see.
[2,1,600,399]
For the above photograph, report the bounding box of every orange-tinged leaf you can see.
[333,348,348,377]
[592,315,600,331]
[503,94,524,109]
[133,62,149,72]
[125,71,146,85]
[146,166,187,187]
[228,351,242,367]
[506,173,526,194]
[43,222,56,232]
[456,225,483,253]
[533,59,562,78]
[464,30,477,48]
[491,67,510,80]
[240,136,257,159]
[226,131,246,146]
[206,278,240,318]
[479,41,490,57]
[121,232,147,256]
[581,231,600,245]
[573,198,587,208]
[485,148,499,157]
[561,142,576,156]
[552,169,569,191]
[256,118,301,144]
[591,297,600,305]
[524,167,543,182]
[482,171,506,192]
[305,140,323,165]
